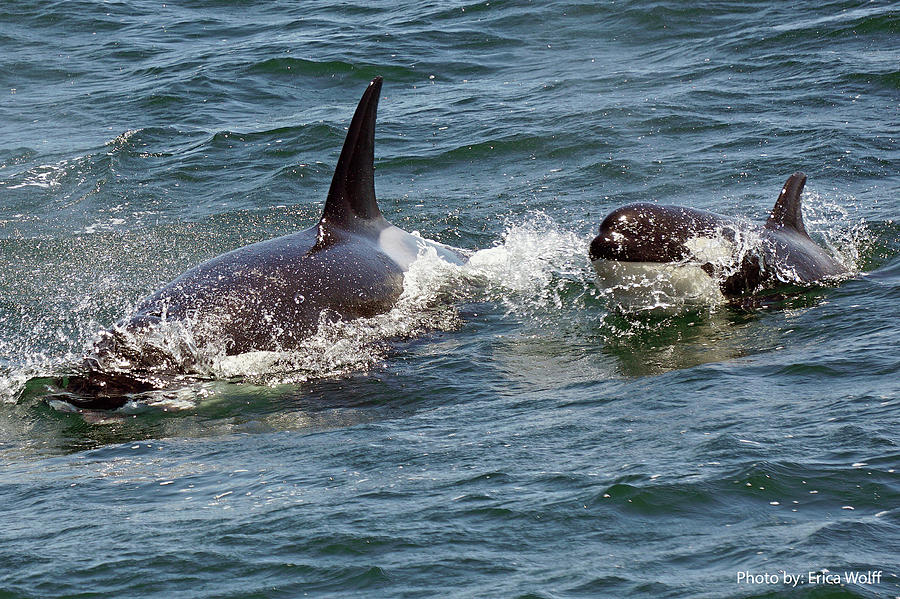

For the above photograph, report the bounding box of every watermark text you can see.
[735,570,882,587]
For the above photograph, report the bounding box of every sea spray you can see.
[1,206,873,405]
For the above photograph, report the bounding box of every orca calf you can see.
[589,173,848,307]
[60,77,465,406]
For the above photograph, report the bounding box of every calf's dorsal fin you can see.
[320,77,384,228]
[765,172,808,236]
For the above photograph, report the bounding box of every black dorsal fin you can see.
[320,76,384,228]
[765,172,808,235]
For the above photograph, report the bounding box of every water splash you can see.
[801,189,870,273]
[0,201,875,406]
[465,212,591,312]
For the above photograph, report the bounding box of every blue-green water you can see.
[1,1,899,597]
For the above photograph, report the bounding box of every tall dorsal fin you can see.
[765,172,808,235]
[320,76,384,227]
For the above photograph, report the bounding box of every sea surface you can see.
[1,1,898,597]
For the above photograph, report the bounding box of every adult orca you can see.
[58,76,465,406]
[589,173,848,306]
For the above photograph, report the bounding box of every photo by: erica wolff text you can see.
[736,570,884,588]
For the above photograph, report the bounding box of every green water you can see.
[1,1,898,597]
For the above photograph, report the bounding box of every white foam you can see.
[5,160,72,189]
[79,218,127,235]
[801,190,868,274]
[464,213,587,312]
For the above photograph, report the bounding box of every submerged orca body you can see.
[61,77,464,405]
[589,173,848,305]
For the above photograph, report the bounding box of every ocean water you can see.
[1,1,898,597]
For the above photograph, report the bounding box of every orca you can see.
[59,77,465,405]
[589,173,848,307]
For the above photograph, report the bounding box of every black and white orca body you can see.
[90,77,464,375]
[589,173,848,307]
